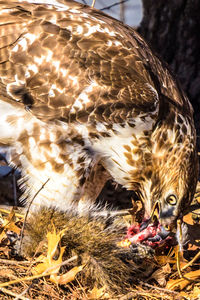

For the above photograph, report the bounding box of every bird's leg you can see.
[177,219,183,278]
[176,219,194,281]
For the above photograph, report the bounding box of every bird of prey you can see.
[0,0,198,231]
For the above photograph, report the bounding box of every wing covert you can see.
[0,0,186,127]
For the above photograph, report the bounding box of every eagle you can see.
[0,0,198,231]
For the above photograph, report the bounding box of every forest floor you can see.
[0,172,200,299]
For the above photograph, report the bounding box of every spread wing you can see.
[0,0,191,126]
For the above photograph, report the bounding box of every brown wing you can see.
[0,0,191,126]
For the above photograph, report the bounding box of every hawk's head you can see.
[140,114,198,232]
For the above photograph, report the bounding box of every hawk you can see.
[0,0,198,231]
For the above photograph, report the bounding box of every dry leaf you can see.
[155,255,176,265]
[88,286,109,299]
[166,269,200,290]
[187,243,199,251]
[180,291,190,298]
[32,224,66,279]
[33,246,66,276]
[183,213,194,225]
[0,209,21,243]
[151,263,171,286]
[191,286,200,299]
[32,224,84,285]
[51,265,84,284]
[0,268,15,279]
[0,246,10,257]
[0,230,7,243]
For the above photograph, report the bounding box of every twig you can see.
[26,253,78,279]
[0,259,29,265]
[0,287,30,300]
[74,277,88,299]
[0,273,50,288]
[91,0,96,8]
[120,0,125,23]
[120,284,184,300]
[14,284,33,300]
[0,256,78,288]
[42,255,78,275]
[181,251,200,271]
[18,178,50,255]
[119,289,171,300]
[101,0,129,11]
[142,282,183,296]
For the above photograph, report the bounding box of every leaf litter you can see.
[0,184,200,299]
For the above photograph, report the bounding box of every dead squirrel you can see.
[21,206,156,293]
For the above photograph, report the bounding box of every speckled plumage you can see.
[0,0,198,227]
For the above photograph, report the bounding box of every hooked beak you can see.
[150,200,160,223]
[150,200,176,232]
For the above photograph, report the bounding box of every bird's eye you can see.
[166,194,177,206]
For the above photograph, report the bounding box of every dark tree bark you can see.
[138,0,200,144]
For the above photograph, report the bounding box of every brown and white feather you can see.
[0,0,198,225]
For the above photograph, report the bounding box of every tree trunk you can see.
[138,0,200,144]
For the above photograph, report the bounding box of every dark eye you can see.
[166,194,177,206]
